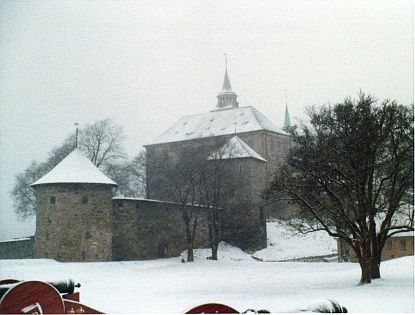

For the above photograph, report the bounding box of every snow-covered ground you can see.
[0,221,413,313]
[1,256,413,313]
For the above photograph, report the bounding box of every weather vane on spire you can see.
[74,122,79,148]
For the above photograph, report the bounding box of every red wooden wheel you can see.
[186,303,240,314]
[0,281,65,314]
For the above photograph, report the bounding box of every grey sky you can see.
[0,0,413,240]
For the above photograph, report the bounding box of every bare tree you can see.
[202,139,240,260]
[106,150,146,198]
[79,118,125,168]
[265,93,413,284]
[11,118,128,219]
[154,144,204,262]
[149,138,236,261]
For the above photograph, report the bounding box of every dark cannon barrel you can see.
[50,279,81,294]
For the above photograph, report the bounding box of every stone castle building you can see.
[0,66,292,262]
[145,67,292,250]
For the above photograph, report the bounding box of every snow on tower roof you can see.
[208,135,267,162]
[147,106,287,145]
[30,148,117,187]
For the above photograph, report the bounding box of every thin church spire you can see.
[283,89,291,129]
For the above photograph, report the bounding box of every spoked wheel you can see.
[0,281,65,314]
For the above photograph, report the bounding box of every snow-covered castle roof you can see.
[30,148,117,187]
[208,136,267,162]
[148,106,287,145]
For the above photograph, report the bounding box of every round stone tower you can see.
[30,149,117,262]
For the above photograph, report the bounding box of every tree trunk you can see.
[208,209,220,260]
[187,246,194,262]
[359,259,372,284]
[369,214,381,279]
[371,253,381,279]
[183,212,194,262]
[211,244,218,260]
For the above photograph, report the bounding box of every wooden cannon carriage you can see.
[0,279,102,314]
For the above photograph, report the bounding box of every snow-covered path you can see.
[1,256,413,313]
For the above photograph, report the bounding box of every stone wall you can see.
[112,198,212,260]
[34,183,113,262]
[0,237,34,259]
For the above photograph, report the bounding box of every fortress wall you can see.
[112,199,211,260]
[0,237,34,259]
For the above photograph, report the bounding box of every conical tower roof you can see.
[30,148,117,187]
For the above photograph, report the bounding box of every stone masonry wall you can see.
[34,184,113,262]
[112,198,211,260]
[0,237,34,259]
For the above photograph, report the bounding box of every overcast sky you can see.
[0,0,413,240]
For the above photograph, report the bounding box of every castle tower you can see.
[30,148,117,262]
[216,59,239,109]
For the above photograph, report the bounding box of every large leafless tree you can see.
[11,118,146,218]
[265,93,414,284]
[151,139,236,261]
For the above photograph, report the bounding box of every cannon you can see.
[0,279,103,314]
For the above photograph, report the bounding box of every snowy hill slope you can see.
[253,220,338,261]
[186,220,337,262]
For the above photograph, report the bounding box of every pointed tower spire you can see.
[283,89,291,129]
[222,55,232,91]
[216,54,238,109]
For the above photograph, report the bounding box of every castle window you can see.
[135,201,140,209]
[85,231,92,239]
[400,240,406,250]
[387,240,392,250]
[50,196,56,205]
[81,196,89,204]
[229,188,235,197]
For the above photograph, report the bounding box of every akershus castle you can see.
[30,66,292,262]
